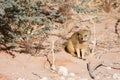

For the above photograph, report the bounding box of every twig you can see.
[92,61,104,71]
[102,62,120,70]
[87,62,95,79]
[87,61,120,79]
[115,19,120,38]
[32,72,41,79]
[87,62,103,79]
[89,17,97,55]
[44,54,52,68]
[44,40,56,71]
[51,40,56,70]
[87,61,104,79]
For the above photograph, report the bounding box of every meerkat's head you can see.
[77,29,91,42]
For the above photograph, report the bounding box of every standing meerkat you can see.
[65,29,91,60]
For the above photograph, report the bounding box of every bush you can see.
[0,0,65,48]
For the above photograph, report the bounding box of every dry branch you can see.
[90,17,97,55]
[32,72,41,79]
[44,40,56,71]
[102,62,120,70]
[87,61,120,79]
[87,61,103,79]
[51,40,56,70]
[87,62,95,79]
[44,54,52,68]
[92,61,104,71]
[115,19,120,38]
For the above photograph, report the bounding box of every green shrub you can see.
[0,0,65,47]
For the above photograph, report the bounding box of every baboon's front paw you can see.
[77,56,81,59]
[72,54,77,57]
[82,57,86,60]
[83,58,86,60]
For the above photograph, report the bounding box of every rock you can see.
[60,76,65,80]
[107,67,111,70]
[67,77,75,80]
[17,78,26,80]
[67,73,76,80]
[57,66,68,76]
[113,73,120,79]
[68,73,75,77]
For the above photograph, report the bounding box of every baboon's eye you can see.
[84,35,87,37]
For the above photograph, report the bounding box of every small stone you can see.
[107,67,111,70]
[60,76,65,80]
[69,73,75,77]
[57,66,68,76]
[67,77,75,80]
[17,78,26,80]
[113,73,120,79]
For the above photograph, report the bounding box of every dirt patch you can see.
[0,17,120,80]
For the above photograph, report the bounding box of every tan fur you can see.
[65,29,91,60]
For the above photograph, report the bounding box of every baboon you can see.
[65,29,91,60]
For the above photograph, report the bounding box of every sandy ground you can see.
[0,17,120,80]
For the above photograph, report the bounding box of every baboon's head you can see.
[78,29,91,42]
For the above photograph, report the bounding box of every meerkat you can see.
[65,29,91,60]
